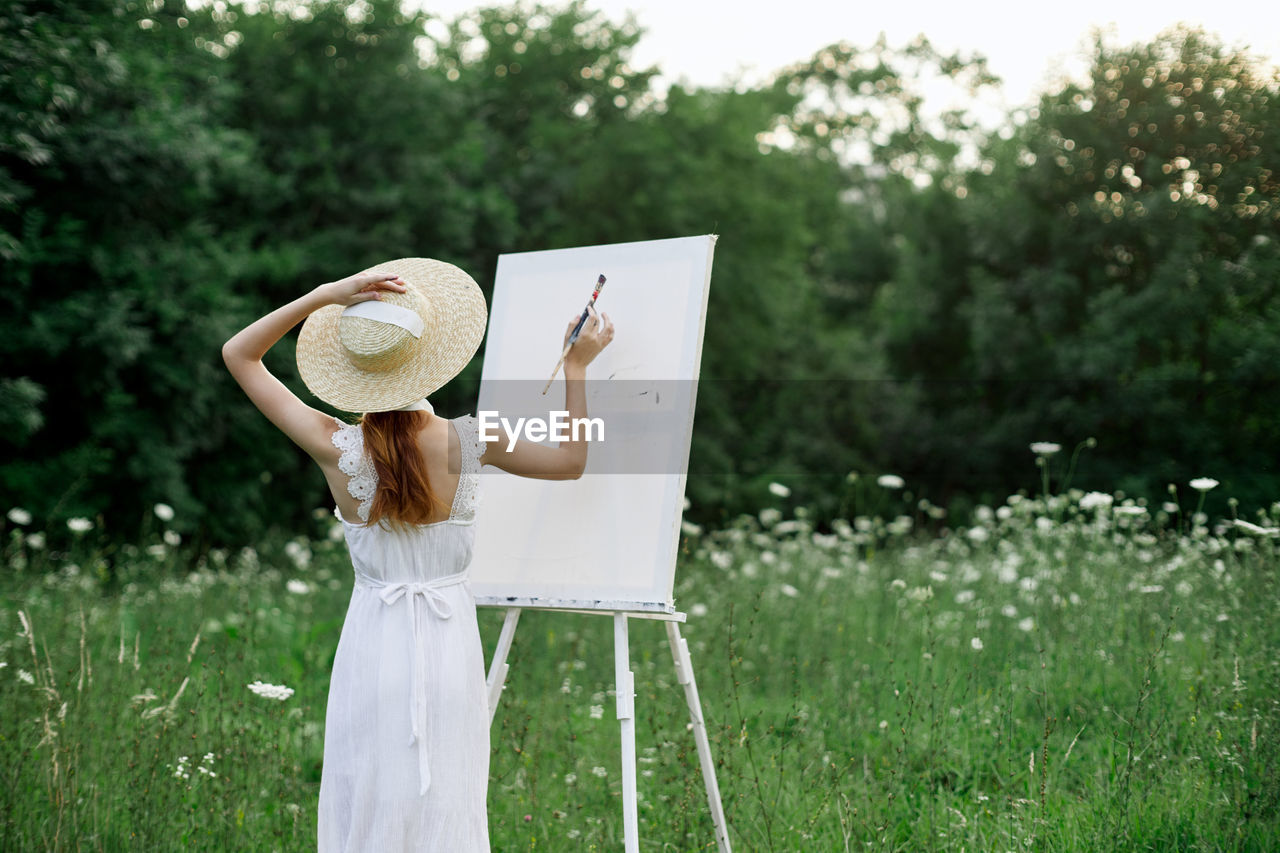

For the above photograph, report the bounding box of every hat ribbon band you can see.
[340,301,424,339]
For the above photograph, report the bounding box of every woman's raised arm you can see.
[222,271,406,458]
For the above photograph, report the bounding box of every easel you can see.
[483,604,733,853]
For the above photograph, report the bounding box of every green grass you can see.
[2,487,1278,851]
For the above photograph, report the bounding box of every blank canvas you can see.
[469,235,716,613]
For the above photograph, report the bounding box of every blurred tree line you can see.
[2,0,1277,549]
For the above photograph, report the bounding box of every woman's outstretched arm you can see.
[222,270,406,458]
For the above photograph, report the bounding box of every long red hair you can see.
[356,411,448,528]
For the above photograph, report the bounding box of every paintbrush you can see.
[542,274,606,395]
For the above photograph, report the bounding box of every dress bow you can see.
[354,570,468,796]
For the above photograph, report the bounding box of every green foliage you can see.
[869,25,1280,511]
[0,4,1275,543]
[3,488,1278,849]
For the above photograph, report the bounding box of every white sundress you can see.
[318,414,490,853]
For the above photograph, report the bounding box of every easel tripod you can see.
[484,607,733,853]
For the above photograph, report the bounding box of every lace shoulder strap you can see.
[330,417,377,522]
[449,415,487,523]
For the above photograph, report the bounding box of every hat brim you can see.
[296,258,488,413]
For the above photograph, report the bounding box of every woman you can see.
[222,257,613,851]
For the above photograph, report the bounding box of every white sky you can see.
[418,0,1280,111]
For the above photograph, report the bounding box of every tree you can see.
[875,26,1280,509]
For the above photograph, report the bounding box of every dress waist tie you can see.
[353,569,469,796]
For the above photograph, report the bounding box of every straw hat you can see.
[296,257,487,413]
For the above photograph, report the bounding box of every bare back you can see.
[315,415,465,525]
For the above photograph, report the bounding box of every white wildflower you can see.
[1189,478,1219,492]
[996,506,1012,520]
[1017,617,1035,632]
[25,532,45,550]
[1079,492,1114,511]
[591,766,607,778]
[284,540,310,568]
[67,517,93,534]
[1233,519,1280,537]
[1114,505,1146,516]
[153,503,175,522]
[758,508,782,526]
[1035,517,1054,532]
[682,496,691,511]
[812,532,839,549]
[966,526,990,543]
[768,482,791,498]
[970,637,984,651]
[878,720,888,730]
[954,589,976,604]
[286,579,311,595]
[779,583,799,598]
[7,507,32,526]
[589,705,604,720]
[1139,585,1163,593]
[877,474,905,489]
[1029,442,1061,456]
[1162,501,1180,513]
[564,773,577,785]
[246,680,294,701]
[163,530,181,547]
[680,520,702,537]
[1001,604,1018,618]
[689,603,708,618]
[905,585,933,602]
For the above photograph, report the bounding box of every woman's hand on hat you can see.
[320,271,407,307]
[564,305,613,369]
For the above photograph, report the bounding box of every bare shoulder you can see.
[471,413,510,468]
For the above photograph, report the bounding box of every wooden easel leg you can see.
[613,612,640,853]
[486,608,522,726]
[665,620,733,853]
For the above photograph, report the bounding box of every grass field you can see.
[2,480,1278,851]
